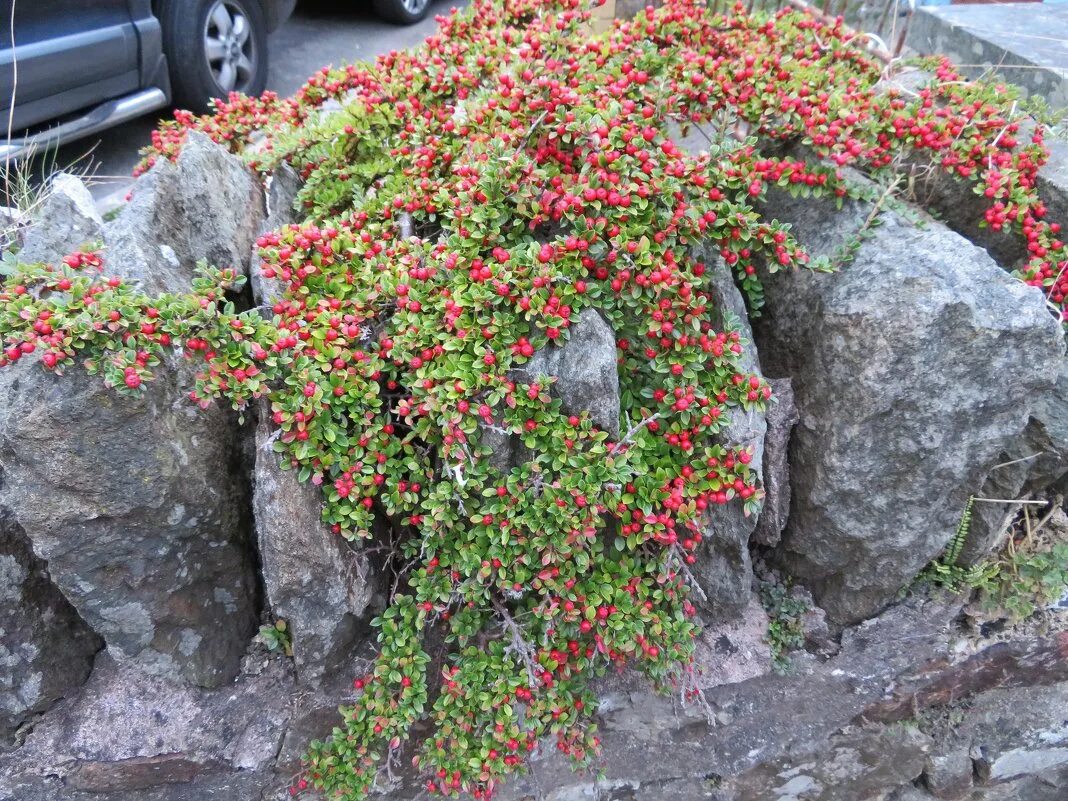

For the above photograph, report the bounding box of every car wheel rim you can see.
[401,0,429,16]
[204,0,257,94]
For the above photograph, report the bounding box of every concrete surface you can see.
[50,0,469,207]
[907,3,1068,109]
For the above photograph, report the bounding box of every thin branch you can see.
[441,461,468,514]
[520,110,549,151]
[398,212,414,240]
[1030,493,1065,538]
[491,595,539,689]
[987,101,1018,172]
[677,663,716,726]
[669,545,708,603]
[617,412,662,449]
[384,745,401,786]
[990,453,1044,471]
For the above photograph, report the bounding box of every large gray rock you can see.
[799,71,1068,565]
[484,307,620,473]
[509,307,620,438]
[16,173,103,265]
[754,184,1065,624]
[690,255,767,621]
[0,149,262,687]
[0,363,258,688]
[0,506,101,745]
[103,130,264,293]
[923,749,975,799]
[253,400,382,684]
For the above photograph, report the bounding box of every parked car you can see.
[0,0,298,161]
[0,0,434,162]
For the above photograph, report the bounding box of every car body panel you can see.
[0,1,147,131]
[263,0,297,32]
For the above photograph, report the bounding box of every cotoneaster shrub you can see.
[3,2,1066,799]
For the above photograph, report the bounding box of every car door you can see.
[0,0,142,133]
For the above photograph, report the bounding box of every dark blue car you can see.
[0,0,304,160]
[0,0,436,162]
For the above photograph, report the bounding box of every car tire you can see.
[159,0,269,113]
[373,0,432,26]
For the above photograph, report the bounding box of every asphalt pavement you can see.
[52,0,469,207]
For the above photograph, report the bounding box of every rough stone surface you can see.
[253,399,383,684]
[930,683,1068,800]
[753,378,798,549]
[392,599,1063,801]
[691,597,772,687]
[15,173,103,265]
[0,361,259,687]
[754,184,1065,624]
[266,161,303,230]
[0,506,101,746]
[510,307,620,438]
[923,749,974,799]
[690,254,767,621]
[250,161,303,309]
[103,130,265,293]
[0,769,274,801]
[961,360,1068,563]
[1025,359,1068,496]
[485,308,620,473]
[723,724,934,800]
[3,595,1064,801]
[1039,136,1068,240]
[859,631,1068,725]
[0,652,305,800]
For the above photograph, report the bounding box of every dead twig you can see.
[669,544,708,603]
[520,110,549,151]
[491,595,539,689]
[617,412,662,450]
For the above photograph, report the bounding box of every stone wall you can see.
[0,73,1065,801]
